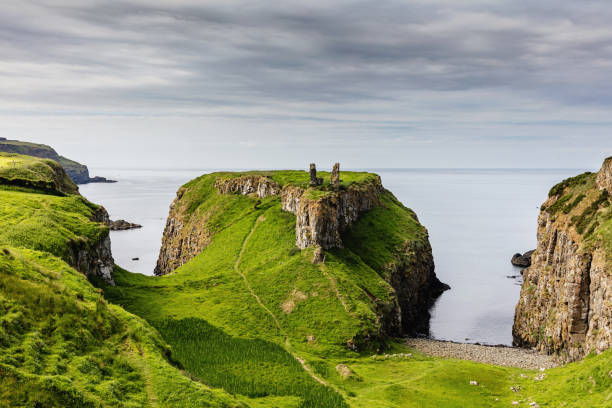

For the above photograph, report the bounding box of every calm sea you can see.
[80,167,587,346]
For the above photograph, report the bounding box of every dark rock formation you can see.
[511,250,534,267]
[87,176,117,184]
[68,206,115,285]
[109,219,142,230]
[387,238,450,336]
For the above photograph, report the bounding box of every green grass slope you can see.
[0,247,253,408]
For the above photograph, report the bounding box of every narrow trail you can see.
[234,215,283,333]
[405,338,559,370]
[319,263,352,315]
[234,214,337,390]
[127,342,159,408]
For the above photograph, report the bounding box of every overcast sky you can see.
[1,0,611,169]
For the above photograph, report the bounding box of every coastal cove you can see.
[81,167,588,346]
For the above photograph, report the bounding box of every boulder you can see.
[511,250,534,267]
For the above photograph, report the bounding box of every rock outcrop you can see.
[596,156,612,193]
[73,206,115,285]
[281,177,382,249]
[109,219,142,230]
[215,175,280,198]
[511,250,534,267]
[513,158,612,361]
[155,187,212,275]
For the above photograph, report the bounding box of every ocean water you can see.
[80,167,587,346]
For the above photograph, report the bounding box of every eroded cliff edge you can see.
[513,157,612,361]
[0,152,115,285]
[155,169,448,342]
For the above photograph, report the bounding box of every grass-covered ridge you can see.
[0,152,78,195]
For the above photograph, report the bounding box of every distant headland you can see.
[0,137,115,184]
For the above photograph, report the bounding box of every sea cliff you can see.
[513,157,612,361]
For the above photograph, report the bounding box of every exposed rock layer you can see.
[513,159,612,361]
[596,157,612,193]
[281,178,382,249]
[155,187,212,275]
[388,238,449,336]
[215,175,280,198]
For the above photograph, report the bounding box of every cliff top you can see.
[541,161,612,263]
[214,169,378,187]
[0,138,102,184]
[0,152,79,195]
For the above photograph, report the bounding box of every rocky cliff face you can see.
[155,187,212,275]
[513,159,612,361]
[596,157,612,193]
[67,206,115,285]
[387,238,448,336]
[215,175,280,198]
[281,177,382,249]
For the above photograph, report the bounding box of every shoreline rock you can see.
[109,219,142,231]
[511,250,534,267]
[405,338,558,370]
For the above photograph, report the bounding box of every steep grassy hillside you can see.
[0,247,257,408]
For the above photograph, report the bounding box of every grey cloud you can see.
[1,0,612,131]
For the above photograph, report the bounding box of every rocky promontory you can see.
[0,138,115,184]
[154,165,448,343]
[513,157,612,361]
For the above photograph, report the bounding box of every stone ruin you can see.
[309,163,323,186]
[309,163,341,189]
[331,163,340,190]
